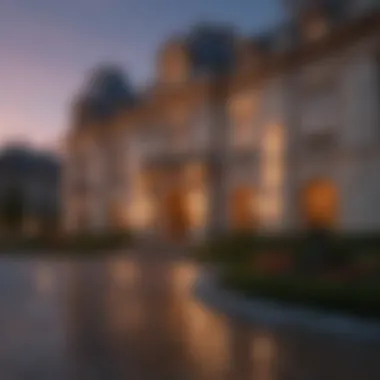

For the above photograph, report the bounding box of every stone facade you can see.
[63,1,380,238]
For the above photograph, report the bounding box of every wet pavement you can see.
[0,250,379,380]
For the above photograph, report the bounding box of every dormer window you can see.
[228,93,256,148]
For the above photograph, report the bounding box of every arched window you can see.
[229,186,257,230]
[301,179,338,228]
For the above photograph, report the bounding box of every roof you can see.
[72,65,136,128]
[69,5,380,139]
[0,146,60,179]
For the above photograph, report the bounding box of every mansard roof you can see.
[70,6,380,139]
[72,65,137,129]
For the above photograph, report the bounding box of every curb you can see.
[193,269,380,342]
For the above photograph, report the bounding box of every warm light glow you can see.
[264,124,283,156]
[170,262,197,298]
[302,179,338,227]
[105,258,145,334]
[228,92,255,123]
[250,333,278,379]
[259,195,283,225]
[260,123,284,227]
[229,186,256,230]
[129,196,155,229]
[183,296,230,375]
[108,258,140,288]
[187,189,208,228]
[229,92,256,148]
[263,162,282,187]
[184,164,206,187]
[168,262,230,375]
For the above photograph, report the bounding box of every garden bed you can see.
[0,230,134,254]
[222,271,380,321]
[196,230,380,320]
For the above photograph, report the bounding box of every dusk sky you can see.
[0,0,285,152]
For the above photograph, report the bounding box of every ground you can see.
[0,247,379,380]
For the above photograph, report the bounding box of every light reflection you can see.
[2,255,376,379]
[106,258,144,334]
[108,257,140,288]
[107,292,144,334]
[129,196,155,229]
[171,263,230,376]
[170,261,197,298]
[187,189,208,229]
[250,332,278,380]
[185,299,230,376]
[260,123,284,227]
[35,263,54,295]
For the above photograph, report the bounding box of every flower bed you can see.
[196,230,380,320]
[222,271,380,320]
[0,230,134,254]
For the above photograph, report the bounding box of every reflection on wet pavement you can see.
[0,252,379,380]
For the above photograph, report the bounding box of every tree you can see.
[1,186,24,233]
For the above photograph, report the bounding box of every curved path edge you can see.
[193,269,380,342]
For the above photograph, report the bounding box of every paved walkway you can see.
[0,250,379,380]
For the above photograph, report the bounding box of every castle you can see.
[63,0,380,240]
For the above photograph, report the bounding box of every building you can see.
[0,146,61,236]
[63,0,380,240]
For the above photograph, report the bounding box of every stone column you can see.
[207,77,230,236]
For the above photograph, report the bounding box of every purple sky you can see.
[0,0,285,151]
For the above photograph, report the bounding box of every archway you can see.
[162,186,190,241]
[301,179,338,229]
[229,186,256,231]
[108,201,128,231]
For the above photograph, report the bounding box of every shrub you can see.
[0,230,133,254]
[195,230,380,279]
[61,230,133,253]
[195,231,257,265]
[222,271,380,319]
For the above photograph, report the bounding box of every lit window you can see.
[302,179,338,228]
[229,94,255,147]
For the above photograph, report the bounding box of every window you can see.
[299,64,339,136]
[229,93,256,148]
[301,179,338,228]
[167,111,191,151]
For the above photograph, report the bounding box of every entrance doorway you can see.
[229,186,256,231]
[161,186,190,241]
[301,179,338,228]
